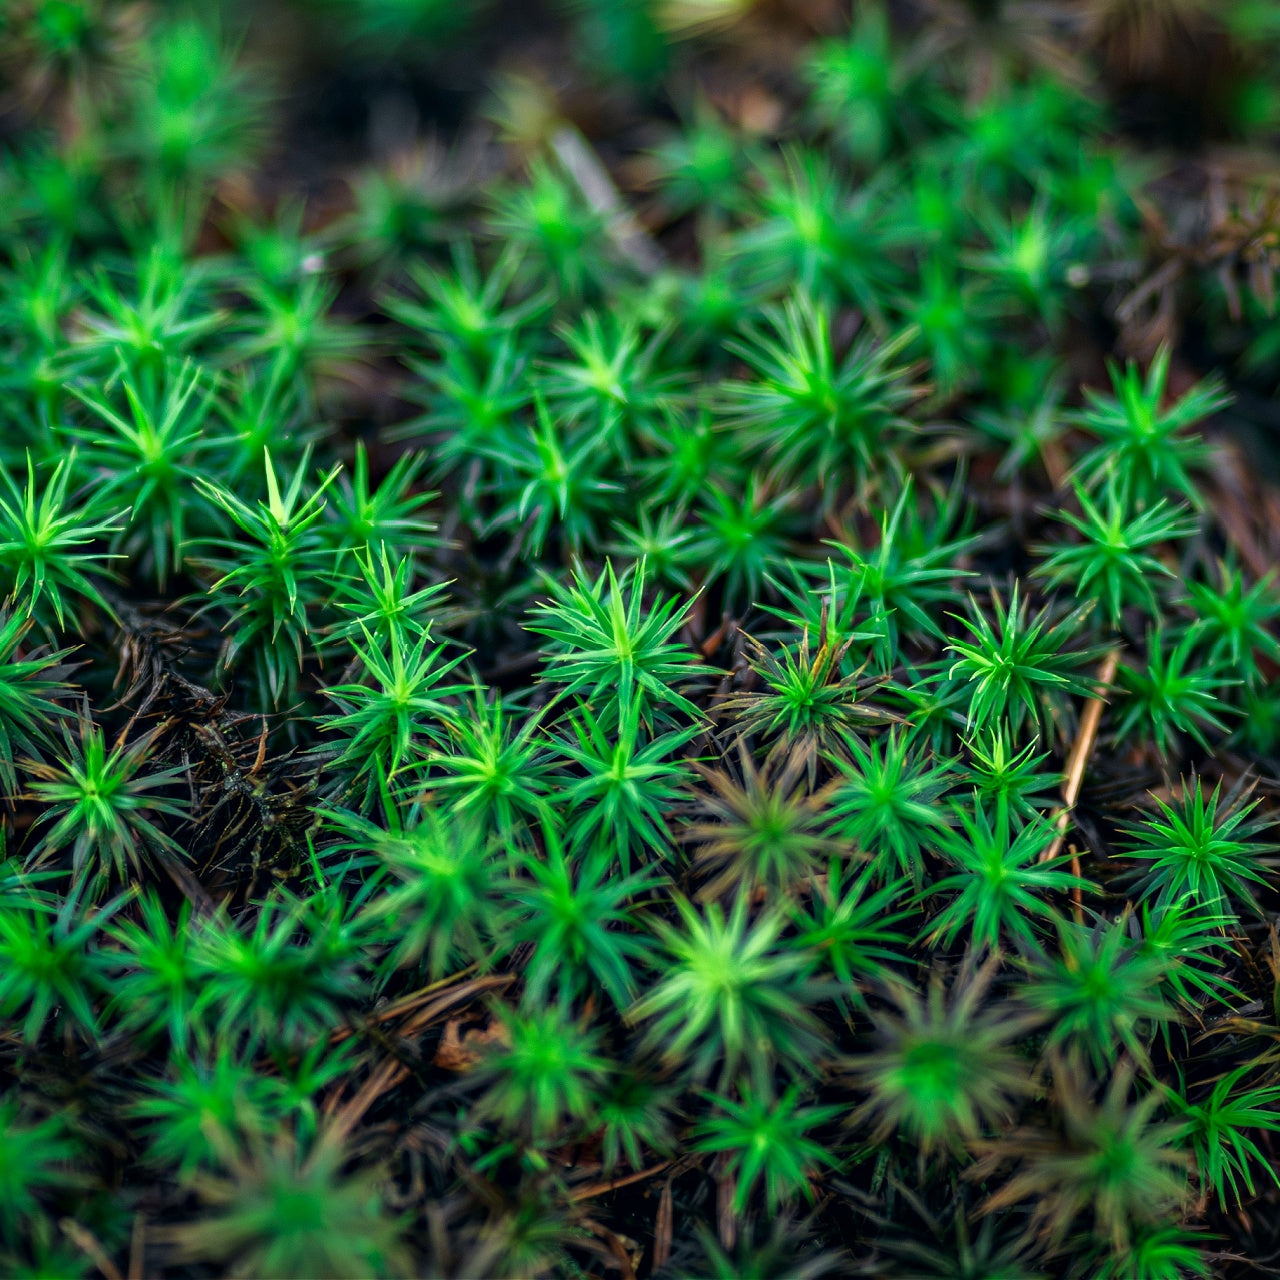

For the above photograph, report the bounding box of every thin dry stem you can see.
[1041,648,1121,919]
[61,1219,123,1280]
[569,1161,674,1203]
[550,126,665,274]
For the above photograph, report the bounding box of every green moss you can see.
[1,0,1279,1274]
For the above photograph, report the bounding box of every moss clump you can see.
[1,1,1279,1276]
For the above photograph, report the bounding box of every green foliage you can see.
[473,1003,610,1146]
[719,294,918,491]
[647,103,748,217]
[24,715,188,893]
[823,479,977,660]
[1072,346,1227,510]
[945,586,1098,739]
[107,892,202,1048]
[1024,917,1174,1070]
[961,727,1059,823]
[692,1083,842,1215]
[488,392,622,557]
[505,832,657,1009]
[716,618,890,771]
[327,545,448,651]
[71,249,220,378]
[325,801,499,979]
[693,477,801,606]
[192,897,361,1051]
[977,1060,1191,1253]
[540,310,680,457]
[1167,1063,1280,1207]
[1184,560,1280,689]
[0,452,123,633]
[232,276,366,399]
[385,244,544,359]
[119,12,267,194]
[685,749,836,899]
[488,158,611,300]
[924,796,1085,953]
[1119,778,1273,916]
[0,2,1277,1273]
[193,448,341,705]
[0,1096,78,1243]
[168,1130,408,1280]
[0,610,73,798]
[131,1050,282,1176]
[845,956,1034,1155]
[68,359,215,588]
[1034,483,1198,629]
[721,629,890,778]
[596,1065,679,1173]
[804,4,921,165]
[1135,899,1244,1009]
[732,149,897,315]
[319,623,472,793]
[319,443,438,566]
[1087,1224,1213,1280]
[969,355,1068,481]
[418,692,557,836]
[899,254,988,399]
[792,858,911,1005]
[968,196,1083,328]
[630,893,827,1089]
[828,727,953,886]
[0,897,111,1042]
[555,695,697,872]
[526,558,703,724]
[1113,628,1234,757]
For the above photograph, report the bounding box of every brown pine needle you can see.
[569,1161,674,1202]
[653,1176,675,1271]
[324,975,516,1139]
[1041,648,1121,919]
[128,1214,147,1280]
[550,126,665,274]
[61,1220,123,1280]
[716,1151,737,1252]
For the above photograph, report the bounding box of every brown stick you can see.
[324,975,516,1140]
[1041,439,1070,492]
[61,1220,123,1280]
[716,1152,736,1252]
[577,1219,638,1280]
[327,1055,409,1143]
[127,1215,146,1280]
[326,969,508,1046]
[569,1160,674,1203]
[1041,649,1121,918]
[550,126,665,274]
[653,1176,674,1272]
[397,974,515,1038]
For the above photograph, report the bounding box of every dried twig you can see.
[577,1218,638,1280]
[398,974,516,1038]
[127,1214,146,1280]
[327,1055,409,1143]
[328,966,502,1044]
[550,126,665,274]
[715,1151,736,1252]
[61,1219,123,1280]
[653,1175,674,1272]
[569,1160,673,1203]
[1211,445,1274,583]
[1041,648,1121,918]
[324,974,516,1139]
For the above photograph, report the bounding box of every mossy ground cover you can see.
[2,1,1280,1276]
